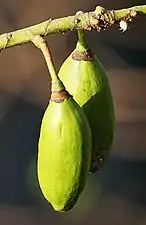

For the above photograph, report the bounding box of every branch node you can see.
[31,34,46,50]
[124,9,137,22]
[76,11,84,16]
[90,6,116,32]
[73,11,84,30]
[44,18,52,36]
[94,6,105,18]
[117,9,137,32]
[2,33,12,49]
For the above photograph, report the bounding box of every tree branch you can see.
[0,5,145,50]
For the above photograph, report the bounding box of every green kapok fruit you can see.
[58,39,115,174]
[38,84,92,212]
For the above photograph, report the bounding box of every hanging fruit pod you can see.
[32,36,92,212]
[58,30,115,173]
[38,85,92,211]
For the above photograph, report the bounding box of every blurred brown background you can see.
[0,0,146,225]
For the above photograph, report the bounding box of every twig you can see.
[0,5,145,50]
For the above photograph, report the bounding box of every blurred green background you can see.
[0,0,146,224]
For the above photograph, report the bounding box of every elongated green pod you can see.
[38,89,92,212]
[32,35,92,211]
[58,33,115,173]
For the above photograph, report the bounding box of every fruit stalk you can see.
[77,29,87,49]
[31,35,65,95]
